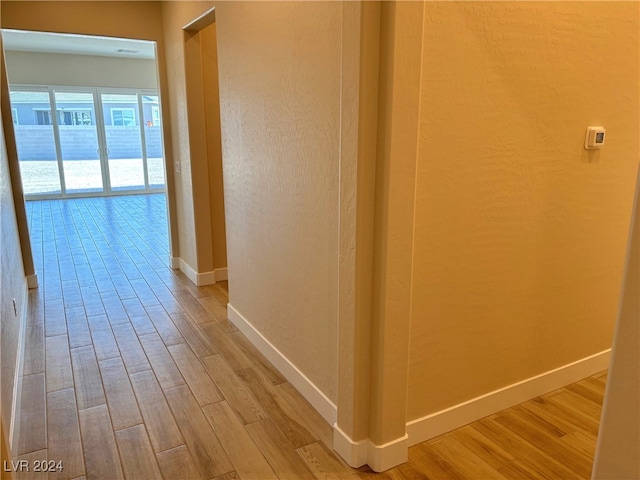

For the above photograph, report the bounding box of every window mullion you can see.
[49,88,67,196]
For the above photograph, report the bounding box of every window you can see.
[35,109,51,125]
[34,109,93,126]
[111,108,136,126]
[59,110,92,126]
[151,106,161,126]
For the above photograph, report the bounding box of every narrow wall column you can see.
[335,0,380,466]
[160,1,217,284]
[369,0,424,470]
[335,1,426,472]
[183,25,215,278]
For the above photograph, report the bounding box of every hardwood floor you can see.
[14,194,605,479]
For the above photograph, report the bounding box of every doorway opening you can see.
[181,8,228,282]
[2,29,166,200]
[1,26,176,295]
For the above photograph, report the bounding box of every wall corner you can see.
[332,424,409,473]
[333,424,368,468]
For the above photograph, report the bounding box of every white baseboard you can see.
[26,274,38,289]
[333,424,368,467]
[10,279,29,455]
[214,267,228,282]
[332,350,608,471]
[227,303,337,425]
[179,259,198,284]
[223,302,611,472]
[333,425,408,472]
[406,349,612,446]
[367,434,409,472]
[177,258,216,286]
[170,257,225,285]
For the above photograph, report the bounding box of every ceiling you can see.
[1,29,156,60]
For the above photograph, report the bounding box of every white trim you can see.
[10,280,29,455]
[227,303,337,425]
[176,258,216,286]
[169,255,180,270]
[179,258,198,283]
[367,434,409,472]
[214,267,228,282]
[333,424,368,467]
[183,6,216,32]
[26,273,38,289]
[406,349,612,446]
[332,425,408,472]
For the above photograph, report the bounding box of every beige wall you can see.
[367,0,424,445]
[214,1,341,401]
[335,0,381,444]
[201,23,226,271]
[593,169,640,479]
[0,43,27,456]
[4,51,158,90]
[1,1,637,472]
[1,2,165,46]
[406,2,639,419]
[159,1,215,273]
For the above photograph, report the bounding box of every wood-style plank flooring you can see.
[15,194,605,479]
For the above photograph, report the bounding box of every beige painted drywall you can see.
[200,23,226,271]
[592,168,640,478]
[335,0,380,443]
[0,38,27,457]
[183,23,214,273]
[4,51,158,90]
[159,1,215,273]
[407,2,639,419]
[1,0,180,263]
[214,1,341,401]
[367,0,424,446]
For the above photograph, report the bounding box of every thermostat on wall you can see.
[585,126,606,149]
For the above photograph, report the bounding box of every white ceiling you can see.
[1,29,156,60]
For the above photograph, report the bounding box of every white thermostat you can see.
[585,126,606,149]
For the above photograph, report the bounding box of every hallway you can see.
[16,194,346,479]
[13,194,605,479]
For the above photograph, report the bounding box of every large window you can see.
[10,87,166,198]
